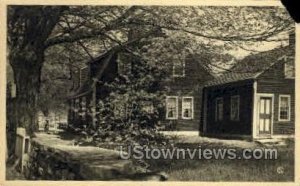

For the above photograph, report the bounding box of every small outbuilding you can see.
[201,42,295,139]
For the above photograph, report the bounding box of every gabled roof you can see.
[231,46,292,73]
[205,46,294,87]
[67,49,116,99]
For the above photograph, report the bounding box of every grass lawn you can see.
[146,139,294,181]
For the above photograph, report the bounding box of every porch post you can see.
[252,81,258,139]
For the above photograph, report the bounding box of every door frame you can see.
[254,93,274,138]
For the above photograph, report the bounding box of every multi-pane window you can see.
[215,98,223,121]
[284,62,295,79]
[166,96,178,119]
[279,95,291,121]
[182,97,194,119]
[173,60,185,77]
[230,95,240,121]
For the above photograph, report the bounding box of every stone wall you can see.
[24,133,165,180]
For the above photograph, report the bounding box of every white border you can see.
[1,1,299,185]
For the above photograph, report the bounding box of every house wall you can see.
[203,80,254,136]
[162,56,213,131]
[68,88,93,128]
[68,53,119,128]
[69,53,213,131]
[257,62,295,135]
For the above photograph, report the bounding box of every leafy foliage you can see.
[71,50,171,146]
[7,5,294,141]
[18,6,293,116]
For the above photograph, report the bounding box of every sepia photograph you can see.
[2,2,297,183]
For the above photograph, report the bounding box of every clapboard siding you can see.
[203,80,254,135]
[70,52,213,131]
[162,56,213,131]
[162,89,202,131]
[257,61,295,135]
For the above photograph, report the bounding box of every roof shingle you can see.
[205,46,293,87]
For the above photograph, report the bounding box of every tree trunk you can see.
[12,50,44,133]
[6,6,66,156]
[7,45,44,156]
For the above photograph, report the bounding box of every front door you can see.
[258,97,272,136]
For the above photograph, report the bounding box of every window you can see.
[230,95,240,121]
[284,62,295,79]
[279,95,291,121]
[141,101,154,114]
[166,96,178,119]
[215,98,223,121]
[182,97,194,119]
[173,60,185,77]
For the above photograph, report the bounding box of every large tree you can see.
[7,6,143,135]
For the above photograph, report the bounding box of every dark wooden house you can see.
[67,49,119,129]
[201,36,295,139]
[67,48,213,131]
[162,55,214,131]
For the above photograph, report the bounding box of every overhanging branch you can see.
[45,6,139,48]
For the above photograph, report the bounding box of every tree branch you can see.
[45,6,139,48]
[128,19,293,42]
